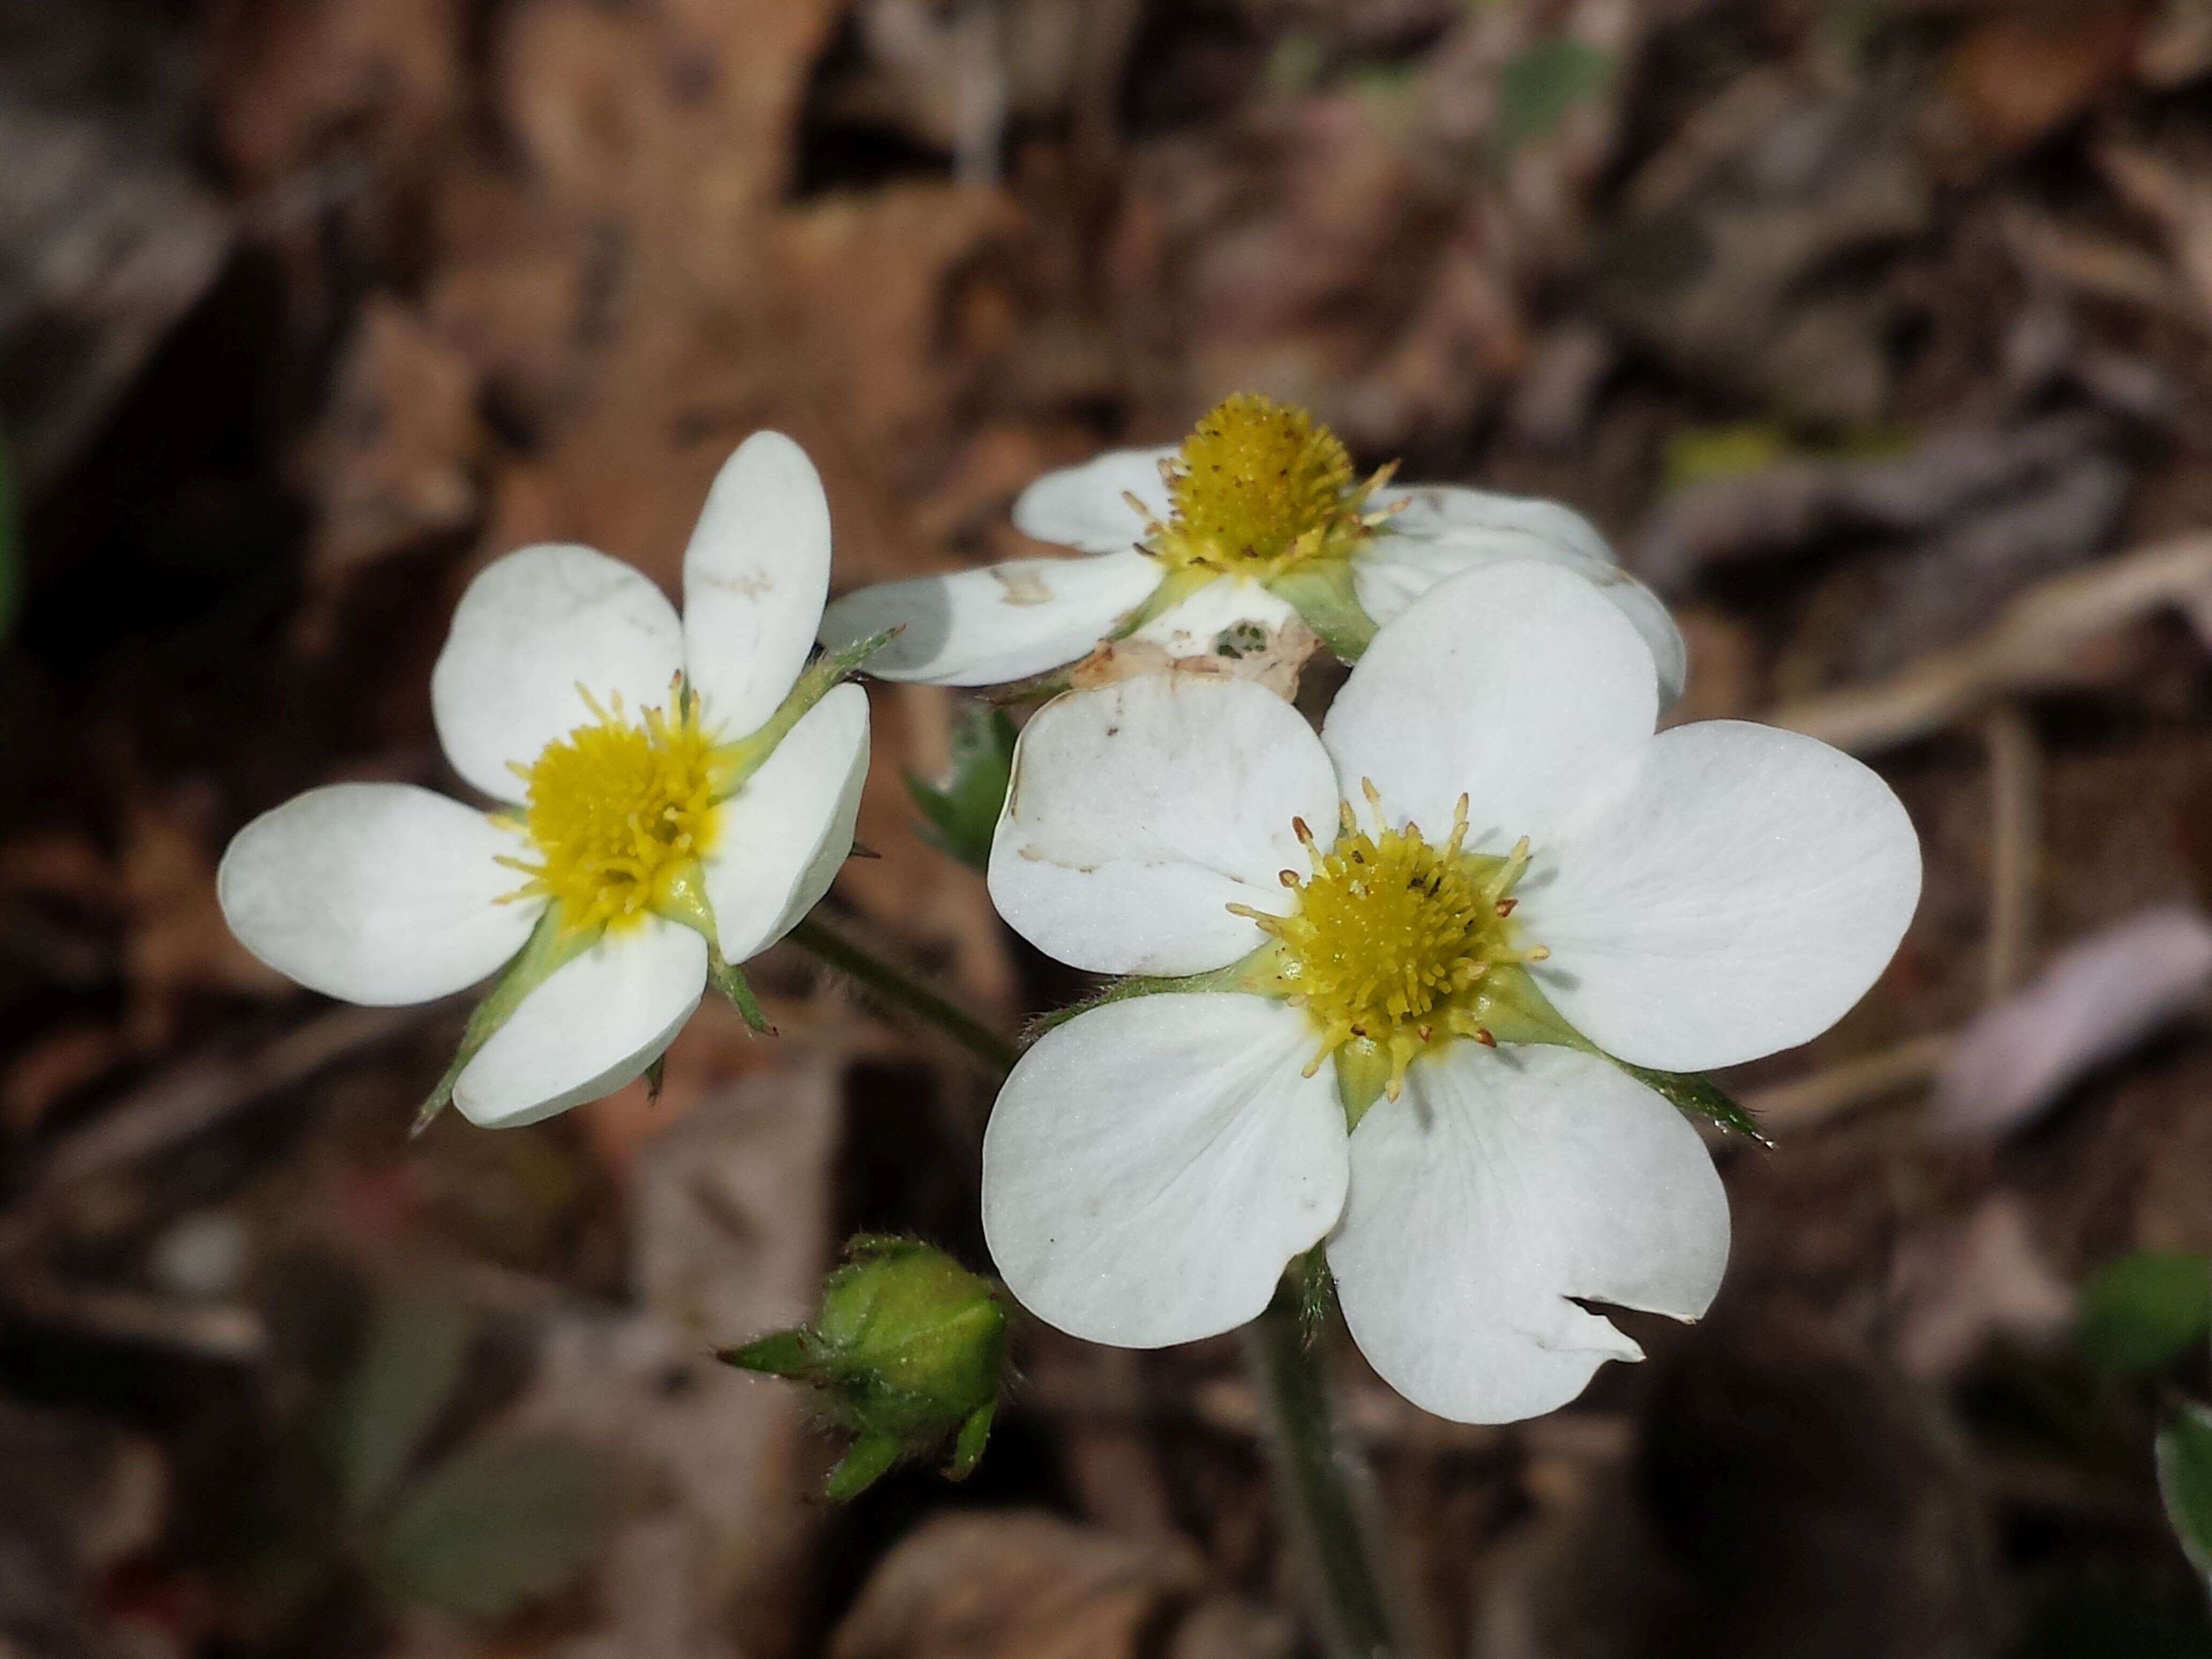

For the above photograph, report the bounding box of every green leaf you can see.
[335,1290,475,1519]
[1615,1062,1772,1147]
[2160,1401,2212,1588]
[1493,39,1618,160]
[905,704,1017,872]
[375,1437,607,1619]
[2079,1253,2212,1376]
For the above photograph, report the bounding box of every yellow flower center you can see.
[498,685,728,934]
[1232,784,1547,1101]
[1143,393,1394,579]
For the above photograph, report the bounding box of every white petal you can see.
[682,431,833,741]
[1322,561,1656,854]
[1329,1043,1729,1425]
[1388,486,1617,564]
[1011,446,1178,552]
[982,993,1347,1347]
[1129,574,1299,657]
[988,675,1339,975]
[818,550,1163,686]
[704,683,869,962]
[218,784,535,1005]
[432,544,684,802]
[1358,488,1686,708]
[453,918,706,1129]
[1528,720,1922,1071]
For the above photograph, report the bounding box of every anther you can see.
[1495,897,1517,916]
[1474,1028,1497,1047]
[1292,816,1314,845]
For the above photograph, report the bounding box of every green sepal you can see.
[948,1401,995,1482]
[1334,1044,1392,1130]
[413,908,598,1134]
[1112,564,1210,640]
[652,861,719,943]
[826,1433,905,1501]
[714,627,894,791]
[1266,557,1376,661]
[707,948,776,1035]
[1021,958,1262,1043]
[716,1327,816,1378]
[1615,1061,1771,1147]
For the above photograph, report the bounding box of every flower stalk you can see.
[786,913,1022,1078]
[1245,1277,1421,1659]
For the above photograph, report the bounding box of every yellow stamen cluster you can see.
[1232,783,1546,1101]
[1139,393,1395,579]
[499,683,727,934]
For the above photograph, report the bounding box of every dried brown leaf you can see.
[1934,903,2212,1138]
[830,1511,1283,1659]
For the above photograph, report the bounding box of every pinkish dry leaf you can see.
[1934,903,2212,1138]
[1888,1193,2074,1381]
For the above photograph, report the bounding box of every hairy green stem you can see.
[785,913,1023,1078]
[1244,1286,1421,1659]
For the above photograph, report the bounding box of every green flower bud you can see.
[718,1235,1010,1500]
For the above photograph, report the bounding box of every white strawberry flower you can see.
[219,434,869,1130]
[818,392,1686,704]
[980,560,1919,1423]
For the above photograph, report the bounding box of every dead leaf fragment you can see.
[505,1059,843,1659]
[121,790,288,1045]
[1946,1,2144,158]
[2097,140,2212,330]
[1889,1194,2076,1380]
[830,1511,1283,1659]
[1934,903,2212,1138]
[303,298,485,579]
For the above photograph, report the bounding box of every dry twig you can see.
[1981,702,2041,1003]
[1768,533,2212,754]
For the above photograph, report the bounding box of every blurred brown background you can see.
[6,0,2212,1654]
